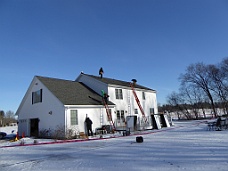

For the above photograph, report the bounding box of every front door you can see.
[30,118,39,137]
[116,110,125,127]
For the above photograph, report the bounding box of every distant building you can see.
[16,72,169,138]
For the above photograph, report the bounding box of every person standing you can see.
[216,116,222,131]
[99,67,104,78]
[85,117,93,136]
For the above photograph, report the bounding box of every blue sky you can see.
[1,0,228,113]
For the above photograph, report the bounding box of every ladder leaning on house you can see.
[130,81,148,124]
[102,97,116,131]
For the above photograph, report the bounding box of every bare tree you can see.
[0,110,5,126]
[221,57,228,76]
[0,110,17,126]
[179,85,200,119]
[5,110,15,119]
[166,91,192,119]
[167,92,181,119]
[219,58,228,114]
[179,63,217,117]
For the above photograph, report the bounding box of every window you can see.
[32,89,42,104]
[70,110,78,125]
[116,110,125,122]
[142,92,146,100]
[134,109,138,114]
[19,119,27,123]
[115,89,123,99]
[150,108,155,115]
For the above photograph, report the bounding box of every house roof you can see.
[36,76,115,106]
[82,74,155,91]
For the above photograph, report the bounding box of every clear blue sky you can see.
[1,0,228,113]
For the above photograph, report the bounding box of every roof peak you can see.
[36,75,74,82]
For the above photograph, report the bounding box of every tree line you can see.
[159,57,228,120]
[0,110,17,127]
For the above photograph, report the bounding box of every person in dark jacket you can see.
[103,93,109,104]
[85,117,93,136]
[216,116,222,131]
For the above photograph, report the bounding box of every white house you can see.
[16,72,169,138]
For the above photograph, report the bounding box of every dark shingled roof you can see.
[36,76,115,106]
[83,74,155,91]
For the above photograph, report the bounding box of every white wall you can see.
[17,77,65,137]
[77,74,158,124]
[65,105,115,134]
[108,86,158,119]
[17,75,159,137]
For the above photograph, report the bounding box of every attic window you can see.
[32,89,42,104]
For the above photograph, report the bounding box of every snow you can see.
[0,126,17,134]
[1,120,228,171]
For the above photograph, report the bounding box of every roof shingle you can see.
[82,74,155,91]
[36,76,114,106]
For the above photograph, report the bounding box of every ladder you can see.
[127,90,131,116]
[102,98,116,131]
[130,83,148,123]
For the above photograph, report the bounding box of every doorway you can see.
[30,118,39,137]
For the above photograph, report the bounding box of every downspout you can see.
[65,107,68,137]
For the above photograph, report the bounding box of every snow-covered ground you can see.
[1,120,228,171]
[0,126,17,134]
